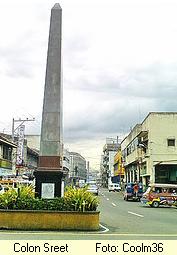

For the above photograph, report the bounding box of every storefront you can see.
[155,164,177,184]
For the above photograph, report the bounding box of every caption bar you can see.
[0,240,174,255]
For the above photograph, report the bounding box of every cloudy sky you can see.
[1,0,177,169]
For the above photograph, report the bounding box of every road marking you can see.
[99,223,110,233]
[112,203,116,207]
[128,211,144,218]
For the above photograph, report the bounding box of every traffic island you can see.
[0,210,100,231]
[0,186,100,231]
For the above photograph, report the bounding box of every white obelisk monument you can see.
[34,3,63,198]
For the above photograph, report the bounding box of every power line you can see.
[12,117,35,141]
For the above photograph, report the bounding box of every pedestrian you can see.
[133,183,139,197]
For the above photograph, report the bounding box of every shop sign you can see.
[16,125,25,166]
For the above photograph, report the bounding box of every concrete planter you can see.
[0,210,100,231]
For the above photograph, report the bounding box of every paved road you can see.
[0,188,177,240]
[99,188,177,239]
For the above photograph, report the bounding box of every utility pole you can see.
[12,117,35,142]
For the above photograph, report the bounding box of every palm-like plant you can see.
[64,186,99,212]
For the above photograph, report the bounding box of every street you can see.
[0,188,177,240]
[99,188,177,238]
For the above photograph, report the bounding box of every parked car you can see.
[123,182,143,201]
[141,183,177,208]
[108,183,121,192]
[87,184,99,195]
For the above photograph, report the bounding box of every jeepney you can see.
[141,183,177,208]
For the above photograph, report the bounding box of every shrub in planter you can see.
[15,185,35,210]
[64,186,99,212]
[15,197,68,211]
[0,185,99,212]
[0,188,18,209]
[0,185,35,210]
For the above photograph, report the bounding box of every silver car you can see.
[87,184,99,195]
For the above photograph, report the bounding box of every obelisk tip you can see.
[52,3,62,10]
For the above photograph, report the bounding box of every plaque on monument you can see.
[41,183,55,199]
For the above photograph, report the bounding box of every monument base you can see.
[34,170,63,198]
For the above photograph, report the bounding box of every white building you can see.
[121,112,177,187]
[102,137,121,187]
[69,152,87,185]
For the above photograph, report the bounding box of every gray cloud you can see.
[64,62,177,97]
[0,30,46,78]
[63,61,177,143]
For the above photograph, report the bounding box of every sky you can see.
[1,0,177,169]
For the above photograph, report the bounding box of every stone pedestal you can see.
[34,171,63,198]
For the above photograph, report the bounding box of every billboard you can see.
[16,125,25,167]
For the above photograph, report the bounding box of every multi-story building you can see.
[69,152,87,185]
[102,137,121,187]
[113,150,125,184]
[25,147,39,176]
[0,135,17,177]
[15,138,39,176]
[100,155,107,187]
[63,148,70,182]
[0,133,39,177]
[121,112,177,187]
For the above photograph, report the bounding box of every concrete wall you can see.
[0,210,100,230]
[144,113,177,163]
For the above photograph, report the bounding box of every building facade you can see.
[69,152,87,186]
[0,133,39,177]
[113,150,125,183]
[101,137,121,187]
[63,148,70,182]
[0,135,17,177]
[121,112,177,187]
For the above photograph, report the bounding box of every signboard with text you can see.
[16,125,25,167]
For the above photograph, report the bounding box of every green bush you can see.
[14,185,35,210]
[0,188,18,209]
[0,186,99,211]
[64,186,99,212]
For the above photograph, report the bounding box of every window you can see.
[63,156,69,163]
[167,139,175,147]
[3,145,12,160]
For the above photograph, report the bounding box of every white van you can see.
[108,183,121,192]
